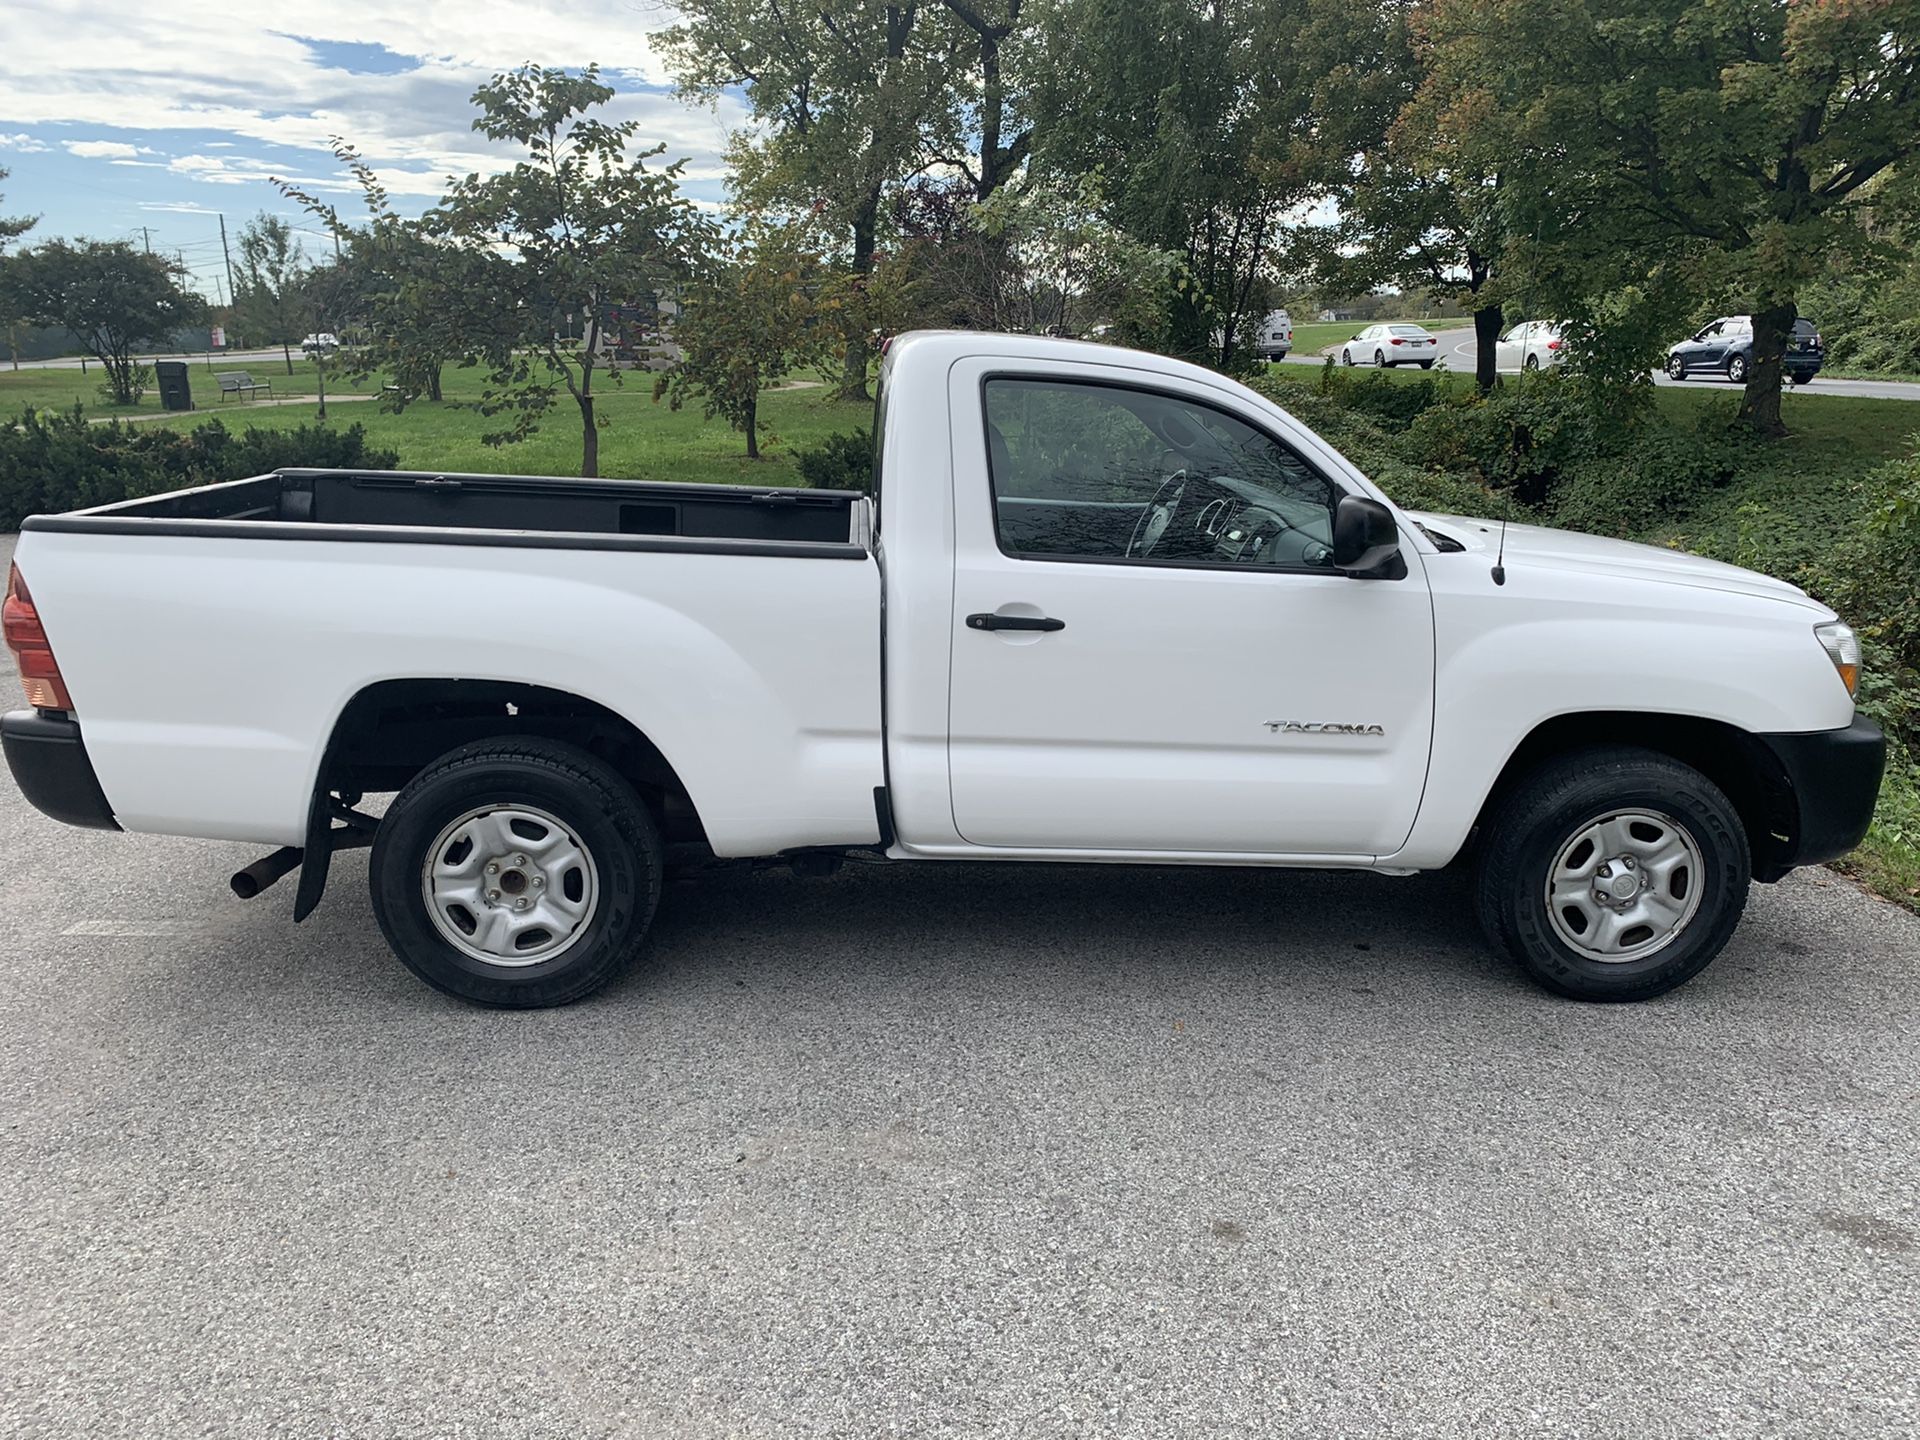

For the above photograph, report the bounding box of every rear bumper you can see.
[1,710,120,830]
[1754,716,1884,880]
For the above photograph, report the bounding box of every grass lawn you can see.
[1,359,871,487]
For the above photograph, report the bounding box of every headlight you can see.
[1815,621,1860,698]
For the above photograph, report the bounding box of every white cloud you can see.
[0,133,50,152]
[0,1,741,210]
[65,140,159,160]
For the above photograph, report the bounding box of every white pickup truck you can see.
[2,333,1884,1007]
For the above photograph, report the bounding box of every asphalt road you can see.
[1284,328,1920,401]
[0,744,1917,1422]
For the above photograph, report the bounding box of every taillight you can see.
[3,564,74,712]
[1389,337,1403,345]
[1547,339,1562,350]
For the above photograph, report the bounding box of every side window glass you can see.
[983,378,1340,570]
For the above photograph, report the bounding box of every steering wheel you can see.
[1127,471,1250,560]
[1126,469,1188,558]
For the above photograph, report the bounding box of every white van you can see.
[1252,309,1293,360]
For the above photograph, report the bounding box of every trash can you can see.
[155,360,192,412]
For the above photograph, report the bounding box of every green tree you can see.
[1427,0,1920,434]
[655,223,832,458]
[281,142,496,405]
[1026,0,1305,365]
[1282,0,1510,389]
[0,168,38,372]
[427,64,709,478]
[232,213,308,376]
[662,0,968,400]
[8,240,204,404]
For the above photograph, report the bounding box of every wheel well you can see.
[1475,712,1796,879]
[319,679,707,844]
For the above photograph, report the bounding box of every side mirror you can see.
[1332,494,1404,578]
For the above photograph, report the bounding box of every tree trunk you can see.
[428,363,443,403]
[315,364,327,421]
[1473,302,1503,392]
[744,391,759,460]
[838,196,880,402]
[579,393,598,478]
[1737,300,1794,438]
[282,341,294,377]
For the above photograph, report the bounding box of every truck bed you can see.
[24,468,868,556]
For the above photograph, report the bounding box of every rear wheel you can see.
[370,737,664,1007]
[1473,747,1750,1001]
[1789,373,1811,386]
[1374,348,1388,367]
[1727,354,1749,383]
[1418,360,1434,370]
[1524,353,1540,372]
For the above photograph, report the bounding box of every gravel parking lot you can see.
[2,762,1918,1437]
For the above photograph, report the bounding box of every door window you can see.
[983,377,1340,571]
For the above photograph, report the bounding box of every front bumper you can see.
[1754,716,1884,880]
[1,710,120,830]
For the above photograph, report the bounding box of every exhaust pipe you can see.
[231,845,304,899]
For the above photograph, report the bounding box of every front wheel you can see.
[1341,348,1354,367]
[1727,354,1749,383]
[1665,355,1687,380]
[1473,747,1750,1001]
[370,737,664,1007]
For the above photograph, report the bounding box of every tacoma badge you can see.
[1265,721,1386,736]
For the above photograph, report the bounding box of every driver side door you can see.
[944,361,1437,857]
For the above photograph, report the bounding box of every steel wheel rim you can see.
[420,804,601,967]
[1544,807,1705,963]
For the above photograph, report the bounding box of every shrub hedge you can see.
[0,407,399,530]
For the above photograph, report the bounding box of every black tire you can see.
[1341,348,1354,366]
[1419,360,1434,370]
[1727,353,1748,383]
[1789,373,1811,386]
[1473,746,1750,1002]
[1524,353,1540,372]
[370,737,664,1008]
[1665,355,1687,380]
[1375,348,1387,367]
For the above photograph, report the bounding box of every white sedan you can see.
[1494,321,1569,372]
[1339,324,1440,369]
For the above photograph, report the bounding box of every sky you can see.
[0,0,745,302]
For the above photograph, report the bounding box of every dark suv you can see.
[1665,316,1825,385]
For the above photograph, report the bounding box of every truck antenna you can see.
[1491,515,1508,587]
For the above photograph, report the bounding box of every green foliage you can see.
[655,223,831,458]
[793,427,874,493]
[3,240,205,405]
[1027,0,1301,363]
[1801,254,1920,378]
[0,406,397,530]
[1426,0,1920,434]
[423,64,709,477]
[231,213,307,372]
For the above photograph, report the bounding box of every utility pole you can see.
[333,228,342,261]
[141,226,151,254]
[218,213,236,305]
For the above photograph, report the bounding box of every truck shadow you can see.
[622,858,1518,1001]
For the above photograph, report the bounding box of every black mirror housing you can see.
[1333,494,1405,578]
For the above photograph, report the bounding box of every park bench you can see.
[216,372,272,402]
